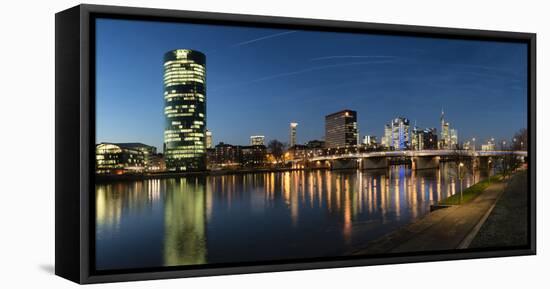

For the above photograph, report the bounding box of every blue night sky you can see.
[96,18,528,151]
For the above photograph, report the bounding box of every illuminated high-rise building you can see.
[439,109,458,149]
[411,126,420,150]
[290,122,298,147]
[440,109,448,149]
[381,117,410,150]
[363,135,377,146]
[423,129,438,150]
[390,117,410,150]
[325,110,358,148]
[163,49,206,171]
[450,129,458,149]
[381,124,392,148]
[411,128,438,150]
[250,135,265,146]
[205,129,213,149]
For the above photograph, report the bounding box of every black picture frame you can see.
[55,4,536,284]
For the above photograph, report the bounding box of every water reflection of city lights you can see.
[96,163,492,268]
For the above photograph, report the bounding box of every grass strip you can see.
[439,175,502,205]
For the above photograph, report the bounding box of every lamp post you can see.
[472,137,477,183]
[459,162,465,204]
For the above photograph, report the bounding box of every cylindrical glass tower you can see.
[163,49,206,171]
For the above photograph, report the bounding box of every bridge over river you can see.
[289,150,528,170]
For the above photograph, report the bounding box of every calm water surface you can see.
[96,164,490,270]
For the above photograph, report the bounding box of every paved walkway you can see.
[352,178,507,255]
[469,171,528,248]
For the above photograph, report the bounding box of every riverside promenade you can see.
[353,172,526,255]
[469,170,528,248]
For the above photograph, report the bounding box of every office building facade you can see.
[363,135,377,146]
[381,124,392,148]
[450,129,458,149]
[382,117,410,150]
[325,110,358,148]
[205,129,213,149]
[241,145,268,167]
[213,143,241,165]
[289,122,298,147]
[412,128,438,150]
[163,49,207,171]
[250,135,265,146]
[95,143,148,174]
[439,109,458,149]
[114,142,157,166]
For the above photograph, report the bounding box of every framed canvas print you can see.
[55,4,536,284]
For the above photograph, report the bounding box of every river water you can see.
[95,164,490,270]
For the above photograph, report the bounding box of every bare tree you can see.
[497,138,526,178]
[512,128,528,151]
[499,148,521,179]
[268,139,285,166]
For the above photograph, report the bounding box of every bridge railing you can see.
[301,149,527,162]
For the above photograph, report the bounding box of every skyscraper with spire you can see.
[440,109,448,149]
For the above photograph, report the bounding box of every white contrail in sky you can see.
[211,59,395,92]
[310,55,397,61]
[252,60,395,82]
[454,63,520,76]
[231,31,297,47]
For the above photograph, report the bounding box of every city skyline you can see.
[96,18,528,151]
[88,13,532,273]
